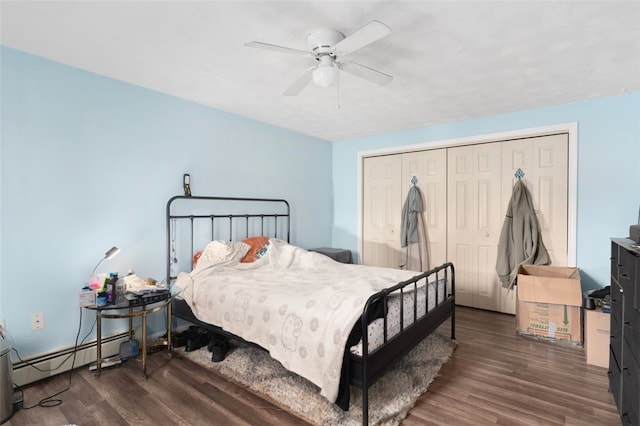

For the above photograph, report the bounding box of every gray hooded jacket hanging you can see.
[400,185,429,271]
[401,186,423,247]
[496,179,550,288]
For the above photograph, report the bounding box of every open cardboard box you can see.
[516,265,583,345]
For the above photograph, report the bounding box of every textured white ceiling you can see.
[2,1,640,142]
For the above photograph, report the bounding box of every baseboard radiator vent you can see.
[12,332,129,387]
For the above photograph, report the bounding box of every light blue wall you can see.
[3,45,638,362]
[332,92,640,291]
[0,46,333,358]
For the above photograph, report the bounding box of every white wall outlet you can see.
[31,313,44,330]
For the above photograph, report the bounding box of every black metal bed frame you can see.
[354,262,455,425]
[166,195,455,426]
[165,195,291,283]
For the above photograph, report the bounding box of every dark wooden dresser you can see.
[610,238,640,425]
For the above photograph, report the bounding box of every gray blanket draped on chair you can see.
[496,179,550,288]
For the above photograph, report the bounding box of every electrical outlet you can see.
[31,313,44,330]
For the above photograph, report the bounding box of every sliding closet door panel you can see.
[474,144,503,311]
[500,134,568,313]
[448,149,473,306]
[363,155,402,268]
[448,143,502,311]
[454,243,472,305]
[402,149,447,269]
[478,245,495,304]
[502,134,568,266]
[533,135,568,266]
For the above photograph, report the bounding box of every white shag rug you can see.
[179,332,456,426]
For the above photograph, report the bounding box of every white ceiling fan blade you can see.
[339,60,393,86]
[244,41,310,57]
[332,20,391,57]
[284,67,315,96]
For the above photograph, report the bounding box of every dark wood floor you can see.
[5,307,620,425]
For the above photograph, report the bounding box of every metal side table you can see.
[85,291,172,378]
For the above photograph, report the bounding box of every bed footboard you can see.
[352,262,455,426]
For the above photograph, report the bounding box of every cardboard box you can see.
[584,307,610,367]
[516,265,583,345]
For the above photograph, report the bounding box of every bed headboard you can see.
[165,195,290,285]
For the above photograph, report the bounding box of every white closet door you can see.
[362,155,403,268]
[502,134,569,266]
[401,149,448,269]
[362,133,569,314]
[500,134,569,313]
[447,143,503,311]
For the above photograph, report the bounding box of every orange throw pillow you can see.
[193,250,203,267]
[240,236,270,263]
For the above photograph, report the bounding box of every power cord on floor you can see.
[11,307,93,409]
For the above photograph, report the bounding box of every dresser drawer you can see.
[610,302,623,363]
[622,345,639,393]
[610,282,623,320]
[623,306,640,351]
[621,349,639,426]
[621,409,638,426]
[609,346,622,412]
[619,248,639,305]
[612,242,620,283]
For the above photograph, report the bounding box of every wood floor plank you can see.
[417,391,500,424]
[6,307,621,425]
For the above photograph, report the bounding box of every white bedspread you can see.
[174,239,420,402]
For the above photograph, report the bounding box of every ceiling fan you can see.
[245,20,393,96]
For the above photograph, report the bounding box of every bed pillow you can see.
[193,250,203,266]
[196,240,250,267]
[240,236,270,263]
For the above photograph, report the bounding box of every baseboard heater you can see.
[12,332,129,387]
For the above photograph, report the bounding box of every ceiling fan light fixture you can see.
[246,21,392,96]
[312,60,339,88]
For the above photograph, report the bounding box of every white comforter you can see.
[174,239,420,402]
